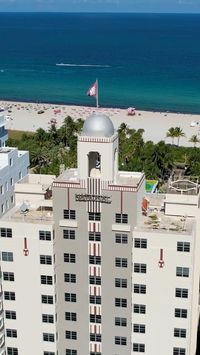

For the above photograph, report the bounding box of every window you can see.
[89,212,101,221]
[66,350,77,355]
[65,331,77,340]
[10,178,14,186]
[133,324,146,333]
[0,185,4,194]
[90,353,101,355]
[175,308,187,318]
[177,242,190,252]
[115,298,127,308]
[134,284,146,294]
[1,251,13,261]
[40,255,52,265]
[90,314,101,323]
[9,158,13,166]
[44,352,55,355]
[64,273,76,283]
[5,311,16,320]
[64,253,76,263]
[89,275,101,285]
[90,333,101,342]
[115,257,127,267]
[39,230,51,241]
[175,288,188,298]
[1,203,5,214]
[63,229,75,240]
[7,348,18,355]
[42,314,54,323]
[115,233,128,244]
[41,295,54,304]
[65,312,77,321]
[3,272,15,281]
[115,213,128,224]
[133,304,146,314]
[115,317,127,327]
[6,329,17,338]
[63,209,76,220]
[134,263,147,273]
[43,333,55,342]
[176,267,189,277]
[41,275,53,285]
[89,256,101,265]
[115,336,127,345]
[134,238,147,248]
[133,343,145,352]
[173,348,186,355]
[115,278,127,288]
[65,293,76,302]
[89,232,101,241]
[174,328,186,338]
[0,228,12,238]
[4,292,15,301]
[90,295,101,304]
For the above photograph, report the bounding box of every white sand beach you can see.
[1,100,200,147]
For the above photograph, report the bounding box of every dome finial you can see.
[82,113,114,137]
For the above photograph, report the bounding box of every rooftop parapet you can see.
[54,168,144,191]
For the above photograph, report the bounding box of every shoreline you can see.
[1,99,200,147]
[1,97,200,116]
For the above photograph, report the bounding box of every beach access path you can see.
[1,100,200,147]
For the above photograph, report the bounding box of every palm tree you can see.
[189,134,200,148]
[174,127,186,146]
[166,127,177,144]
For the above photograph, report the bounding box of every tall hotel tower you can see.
[53,113,200,355]
[0,113,200,355]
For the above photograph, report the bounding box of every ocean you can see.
[0,12,200,113]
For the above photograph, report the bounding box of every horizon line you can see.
[1,11,200,15]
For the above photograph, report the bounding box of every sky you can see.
[0,0,200,13]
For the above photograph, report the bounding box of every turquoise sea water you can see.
[0,13,200,113]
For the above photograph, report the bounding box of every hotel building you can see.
[0,116,29,218]
[0,113,200,355]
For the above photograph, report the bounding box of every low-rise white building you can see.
[0,116,29,218]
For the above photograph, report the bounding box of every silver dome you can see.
[83,113,114,137]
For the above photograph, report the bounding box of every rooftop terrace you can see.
[1,203,53,225]
[137,194,195,235]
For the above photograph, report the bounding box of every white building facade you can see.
[0,174,56,355]
[0,113,199,355]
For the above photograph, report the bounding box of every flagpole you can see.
[96,78,99,109]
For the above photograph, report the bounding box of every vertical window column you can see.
[88,215,102,355]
